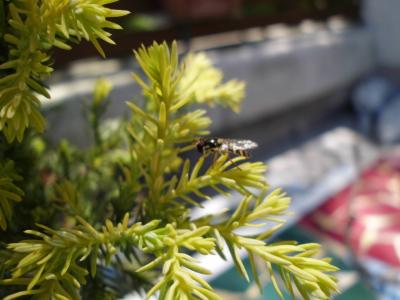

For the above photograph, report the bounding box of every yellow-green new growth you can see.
[127,41,339,299]
[1,41,339,300]
[0,0,129,142]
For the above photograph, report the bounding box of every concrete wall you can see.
[207,26,375,132]
[43,26,375,146]
[363,0,400,68]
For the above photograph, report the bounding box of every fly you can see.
[195,138,258,158]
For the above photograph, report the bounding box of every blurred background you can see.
[45,1,400,299]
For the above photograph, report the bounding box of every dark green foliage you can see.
[0,160,23,230]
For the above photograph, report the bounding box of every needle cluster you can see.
[1,41,339,299]
[0,0,129,142]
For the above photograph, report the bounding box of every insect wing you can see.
[224,139,258,151]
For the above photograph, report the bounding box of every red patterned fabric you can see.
[301,158,400,266]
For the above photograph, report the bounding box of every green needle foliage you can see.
[0,160,23,230]
[0,0,129,142]
[1,41,339,299]
[178,53,245,112]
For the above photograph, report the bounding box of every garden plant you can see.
[0,1,339,299]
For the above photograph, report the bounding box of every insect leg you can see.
[212,152,219,164]
[227,151,243,171]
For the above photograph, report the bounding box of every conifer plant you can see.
[0,1,339,299]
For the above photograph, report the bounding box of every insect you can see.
[195,138,258,158]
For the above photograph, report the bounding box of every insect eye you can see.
[196,143,204,153]
[209,139,217,146]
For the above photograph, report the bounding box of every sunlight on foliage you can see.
[180,53,245,112]
[0,0,129,142]
[1,41,339,299]
[213,190,339,299]
[1,215,158,300]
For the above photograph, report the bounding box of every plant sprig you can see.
[212,191,339,299]
[1,214,160,300]
[1,41,339,299]
[127,41,339,299]
[0,0,129,142]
